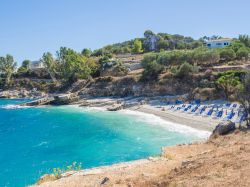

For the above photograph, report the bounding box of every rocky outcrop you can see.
[107,104,123,111]
[51,94,79,105]
[20,97,53,106]
[0,89,47,99]
[192,87,219,101]
[211,121,236,138]
[79,75,201,98]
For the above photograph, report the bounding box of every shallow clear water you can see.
[0,99,209,187]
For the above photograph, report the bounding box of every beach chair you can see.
[235,113,247,123]
[182,104,192,112]
[191,105,199,113]
[197,107,206,115]
[214,110,223,118]
[176,106,181,111]
[232,104,237,108]
[168,105,174,110]
[223,111,235,121]
[205,109,213,117]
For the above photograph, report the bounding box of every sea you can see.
[0,99,210,187]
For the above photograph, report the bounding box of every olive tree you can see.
[0,54,17,86]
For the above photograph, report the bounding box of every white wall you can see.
[206,40,231,49]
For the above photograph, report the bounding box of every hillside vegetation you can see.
[1,31,250,123]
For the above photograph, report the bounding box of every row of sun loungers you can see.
[167,101,247,123]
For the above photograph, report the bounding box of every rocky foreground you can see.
[32,128,250,187]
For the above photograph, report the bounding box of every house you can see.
[205,38,232,49]
[29,61,44,70]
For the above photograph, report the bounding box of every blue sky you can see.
[0,0,250,64]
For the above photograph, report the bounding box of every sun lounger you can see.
[197,107,206,115]
[205,109,213,116]
[190,105,200,113]
[232,104,237,108]
[223,111,235,121]
[235,113,247,123]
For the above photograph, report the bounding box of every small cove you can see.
[0,99,208,187]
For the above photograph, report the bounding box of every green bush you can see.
[172,62,199,78]
[142,48,220,67]
[219,48,236,61]
[236,47,250,60]
[141,58,164,81]
[52,162,82,179]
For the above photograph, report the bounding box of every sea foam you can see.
[120,109,211,139]
[0,104,30,110]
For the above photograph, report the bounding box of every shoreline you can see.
[71,96,227,133]
[128,104,220,132]
[33,130,250,187]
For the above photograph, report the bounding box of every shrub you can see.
[132,39,143,54]
[172,62,199,78]
[216,70,246,99]
[219,48,236,61]
[236,47,250,60]
[52,162,82,179]
[141,59,164,81]
[230,41,245,52]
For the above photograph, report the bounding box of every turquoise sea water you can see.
[0,99,209,187]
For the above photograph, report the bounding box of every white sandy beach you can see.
[129,104,221,132]
[77,97,225,133]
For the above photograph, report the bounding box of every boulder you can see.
[211,121,236,138]
[52,93,79,105]
[107,104,123,111]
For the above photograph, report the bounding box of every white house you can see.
[205,38,232,49]
[29,61,44,70]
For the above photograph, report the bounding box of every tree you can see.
[236,71,250,126]
[81,48,92,57]
[157,39,170,51]
[41,52,58,83]
[239,34,250,47]
[22,60,30,69]
[144,30,155,38]
[192,48,220,65]
[216,72,242,99]
[132,39,143,54]
[0,54,17,86]
[141,55,164,81]
[56,47,92,83]
[219,48,236,61]
[17,60,30,74]
[230,41,245,52]
[172,62,198,78]
[236,47,250,60]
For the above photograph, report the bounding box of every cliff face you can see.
[78,75,220,100]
